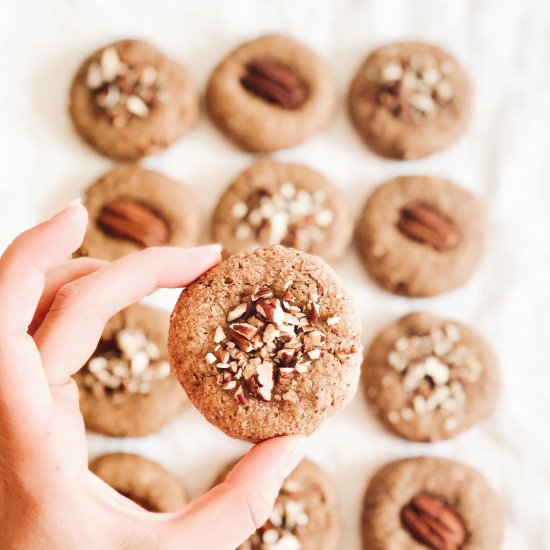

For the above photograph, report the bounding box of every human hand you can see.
[0,201,307,550]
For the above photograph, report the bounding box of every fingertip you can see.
[51,198,84,219]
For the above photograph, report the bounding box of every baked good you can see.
[69,39,198,159]
[356,175,484,297]
[211,158,352,263]
[169,246,362,442]
[348,42,471,159]
[206,34,336,152]
[75,303,187,437]
[363,312,500,442]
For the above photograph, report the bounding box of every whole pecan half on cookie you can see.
[241,61,307,109]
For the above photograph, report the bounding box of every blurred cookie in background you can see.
[206,34,336,152]
[362,457,503,550]
[212,159,352,263]
[356,176,484,297]
[69,39,198,159]
[90,453,187,512]
[75,303,187,437]
[362,312,500,442]
[215,458,340,550]
[349,42,471,159]
[75,164,200,261]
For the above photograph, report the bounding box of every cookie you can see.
[75,303,187,437]
[356,176,484,297]
[211,159,352,263]
[348,42,472,159]
[169,246,362,442]
[215,458,339,550]
[206,34,336,152]
[69,39,198,159]
[363,313,500,442]
[75,163,200,261]
[90,453,187,512]
[362,457,504,550]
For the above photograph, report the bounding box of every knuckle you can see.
[51,279,87,312]
[241,486,274,530]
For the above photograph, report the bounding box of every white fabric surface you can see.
[1,0,549,548]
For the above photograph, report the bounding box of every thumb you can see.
[163,435,307,550]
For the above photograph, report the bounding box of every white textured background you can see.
[1,1,549,548]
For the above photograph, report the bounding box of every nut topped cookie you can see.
[75,164,200,261]
[76,303,187,437]
[206,34,336,152]
[363,313,500,442]
[90,453,187,512]
[216,459,339,550]
[69,39,198,159]
[356,176,484,297]
[362,457,504,549]
[349,42,471,159]
[169,246,362,442]
[212,159,352,263]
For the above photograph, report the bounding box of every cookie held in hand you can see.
[169,246,362,442]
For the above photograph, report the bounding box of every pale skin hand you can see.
[0,201,307,550]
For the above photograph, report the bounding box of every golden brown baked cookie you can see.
[211,159,352,263]
[206,34,336,152]
[215,458,340,550]
[169,246,362,442]
[69,39,198,159]
[90,453,187,512]
[363,313,500,442]
[362,457,504,549]
[75,303,187,437]
[356,176,484,297]
[75,164,200,261]
[349,42,472,159]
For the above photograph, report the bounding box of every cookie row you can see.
[75,160,484,298]
[92,453,503,550]
[69,36,471,160]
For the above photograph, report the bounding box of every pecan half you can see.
[397,202,459,251]
[401,494,466,550]
[97,198,169,247]
[241,60,307,109]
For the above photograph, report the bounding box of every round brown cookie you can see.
[69,39,198,159]
[214,458,339,550]
[363,312,500,442]
[206,34,336,152]
[75,163,200,261]
[90,453,187,512]
[356,176,484,297]
[169,246,362,442]
[211,159,352,263]
[348,42,472,159]
[362,457,504,550]
[75,303,187,437]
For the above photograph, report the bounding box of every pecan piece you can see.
[241,61,307,109]
[97,198,169,247]
[401,493,466,550]
[397,202,459,251]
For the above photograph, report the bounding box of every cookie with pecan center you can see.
[363,313,500,442]
[169,246,362,442]
[348,42,472,159]
[356,176,484,297]
[212,159,352,263]
[215,459,339,550]
[90,453,187,512]
[206,34,336,152]
[75,164,200,261]
[362,457,503,549]
[75,303,187,437]
[69,39,198,159]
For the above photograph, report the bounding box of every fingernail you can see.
[281,436,308,478]
[192,244,222,255]
[52,198,82,219]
